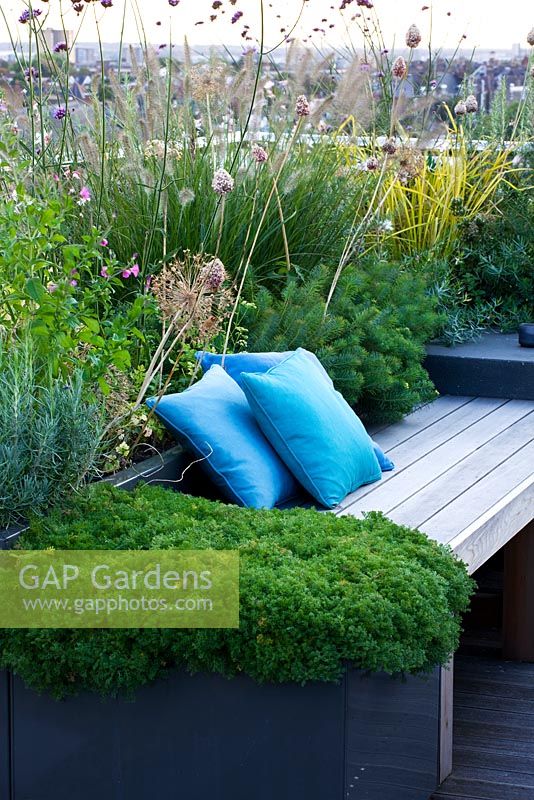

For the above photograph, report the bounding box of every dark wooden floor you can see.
[432,654,534,800]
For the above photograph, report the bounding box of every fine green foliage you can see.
[0,340,103,530]
[0,483,474,697]
[243,261,440,422]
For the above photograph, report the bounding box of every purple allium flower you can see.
[528,28,534,46]
[405,24,422,48]
[201,258,226,291]
[251,143,268,163]
[231,10,243,23]
[295,94,310,117]
[392,57,407,79]
[19,8,42,24]
[366,156,380,171]
[212,168,234,195]
[454,100,467,116]
[78,186,91,204]
[54,42,68,52]
[465,94,478,113]
[53,106,67,120]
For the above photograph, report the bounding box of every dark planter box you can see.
[0,665,441,800]
[0,450,443,800]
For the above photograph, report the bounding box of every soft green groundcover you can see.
[0,484,473,698]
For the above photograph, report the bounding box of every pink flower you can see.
[100,238,109,247]
[100,266,109,278]
[70,279,78,287]
[47,282,58,293]
[145,275,152,291]
[130,263,140,278]
[78,186,91,204]
[122,268,131,278]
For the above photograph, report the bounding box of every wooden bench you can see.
[332,394,534,785]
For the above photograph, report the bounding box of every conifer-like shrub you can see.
[0,483,473,698]
[243,260,441,422]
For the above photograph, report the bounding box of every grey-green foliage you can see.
[0,340,104,529]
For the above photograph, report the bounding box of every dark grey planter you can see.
[0,449,443,800]
[0,664,441,800]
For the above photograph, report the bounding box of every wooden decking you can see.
[432,655,534,800]
[335,395,534,575]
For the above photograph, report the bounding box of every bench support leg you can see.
[503,520,534,661]
[439,658,454,783]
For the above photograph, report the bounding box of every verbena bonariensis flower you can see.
[465,95,478,113]
[295,95,310,116]
[100,0,113,7]
[392,57,407,79]
[24,67,39,80]
[19,8,42,23]
[168,0,179,6]
[231,10,243,23]
[52,106,67,120]
[201,258,227,291]
[251,143,268,163]
[454,100,467,116]
[406,24,422,48]
[212,168,234,194]
[527,28,534,46]
[54,42,68,52]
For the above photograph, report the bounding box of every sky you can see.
[0,0,532,52]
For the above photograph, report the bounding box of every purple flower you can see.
[19,8,42,24]
[78,186,91,204]
[251,143,268,163]
[168,0,179,5]
[24,67,38,80]
[130,263,140,278]
[212,168,234,195]
[100,238,109,247]
[295,95,310,117]
[201,258,226,291]
[46,282,58,293]
[145,275,152,291]
[54,42,68,53]
[100,266,109,278]
[53,106,67,120]
[70,279,78,287]
[231,10,243,23]
[392,57,407,79]
[100,0,113,7]
[406,24,422,49]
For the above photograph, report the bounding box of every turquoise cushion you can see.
[146,366,300,509]
[195,349,331,388]
[197,349,394,473]
[240,350,382,508]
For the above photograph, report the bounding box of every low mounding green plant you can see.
[0,483,474,698]
[243,260,440,422]
[0,340,103,530]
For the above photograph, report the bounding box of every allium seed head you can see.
[295,94,310,117]
[212,168,234,195]
[392,56,407,79]
[527,27,534,46]
[406,23,422,48]
[381,138,397,155]
[366,156,380,172]
[465,94,478,113]
[454,100,467,116]
[201,258,227,291]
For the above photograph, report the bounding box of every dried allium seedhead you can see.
[366,156,380,171]
[394,145,425,185]
[381,138,397,155]
[201,258,227,291]
[392,57,407,79]
[454,100,467,116]
[465,94,478,113]
[212,168,234,195]
[527,27,534,46]
[295,95,310,117]
[251,143,268,163]
[406,23,422,48]
[189,63,226,102]
[151,252,234,340]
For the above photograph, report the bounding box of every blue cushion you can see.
[146,366,300,509]
[197,349,394,473]
[372,441,395,471]
[195,349,332,389]
[240,349,382,508]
